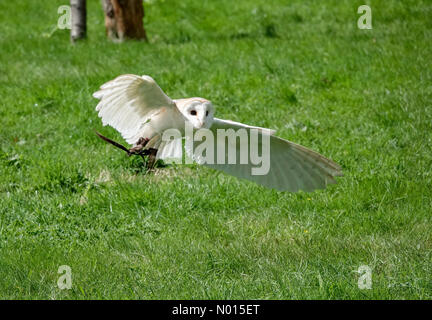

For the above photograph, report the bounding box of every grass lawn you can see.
[0,0,431,299]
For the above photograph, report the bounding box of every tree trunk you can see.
[102,0,147,41]
[70,0,87,42]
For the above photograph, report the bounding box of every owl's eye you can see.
[190,110,197,116]
[206,111,209,116]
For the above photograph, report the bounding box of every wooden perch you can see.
[70,0,87,42]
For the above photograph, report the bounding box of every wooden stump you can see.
[102,0,147,41]
[70,0,87,42]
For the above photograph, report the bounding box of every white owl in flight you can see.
[93,74,342,192]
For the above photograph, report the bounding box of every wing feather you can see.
[93,74,175,144]
[187,118,342,192]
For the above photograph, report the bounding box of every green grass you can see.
[0,0,431,299]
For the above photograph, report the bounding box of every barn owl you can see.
[93,74,342,192]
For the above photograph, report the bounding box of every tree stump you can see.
[70,0,87,42]
[102,0,147,41]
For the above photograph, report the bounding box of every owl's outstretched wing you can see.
[187,118,342,192]
[93,74,175,144]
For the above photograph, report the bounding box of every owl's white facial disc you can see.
[183,100,214,129]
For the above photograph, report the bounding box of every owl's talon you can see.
[128,137,150,155]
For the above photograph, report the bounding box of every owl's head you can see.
[177,98,214,129]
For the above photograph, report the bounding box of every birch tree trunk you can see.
[70,0,87,42]
[102,0,147,41]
